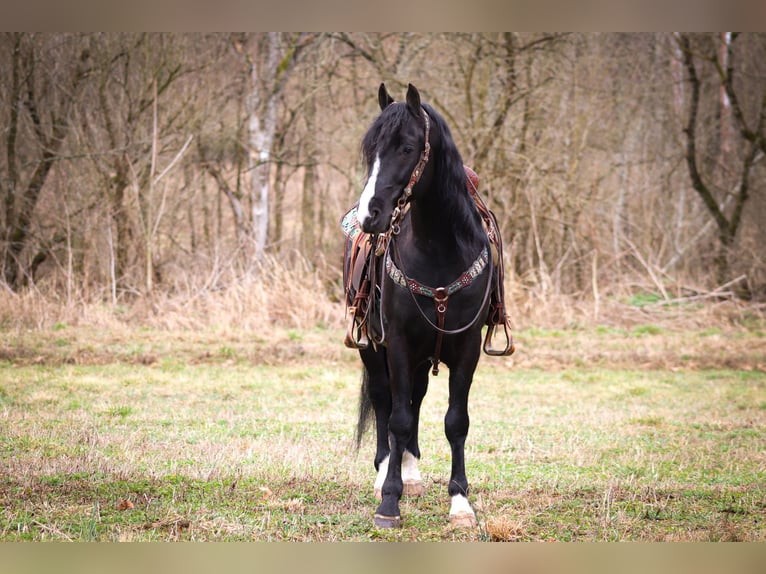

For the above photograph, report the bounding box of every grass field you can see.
[1,316,765,541]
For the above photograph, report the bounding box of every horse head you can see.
[357,83,434,234]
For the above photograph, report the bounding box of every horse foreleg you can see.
[362,349,423,501]
[444,350,479,528]
[373,356,413,528]
[360,347,392,496]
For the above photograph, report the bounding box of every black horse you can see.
[353,84,495,528]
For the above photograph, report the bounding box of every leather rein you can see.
[376,108,494,375]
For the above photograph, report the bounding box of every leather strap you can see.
[431,288,449,375]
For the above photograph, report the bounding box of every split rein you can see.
[374,109,494,375]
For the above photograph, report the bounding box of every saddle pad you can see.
[341,205,362,240]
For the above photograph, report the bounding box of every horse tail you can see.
[355,366,374,450]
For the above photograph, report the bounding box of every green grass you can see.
[0,326,765,541]
[631,324,665,336]
[626,292,663,307]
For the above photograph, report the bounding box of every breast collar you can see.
[384,246,489,300]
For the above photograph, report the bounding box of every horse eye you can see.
[402,145,414,154]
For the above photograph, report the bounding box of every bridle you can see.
[373,109,431,256]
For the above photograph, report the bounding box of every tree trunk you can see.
[2,34,90,290]
[246,33,280,262]
[678,33,762,285]
[111,161,134,291]
[301,81,318,257]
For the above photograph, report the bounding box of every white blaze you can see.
[357,155,380,227]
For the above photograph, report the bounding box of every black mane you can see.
[420,102,480,240]
[361,100,481,243]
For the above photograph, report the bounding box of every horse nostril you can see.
[369,206,380,220]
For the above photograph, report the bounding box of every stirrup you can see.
[344,306,370,349]
[483,319,515,356]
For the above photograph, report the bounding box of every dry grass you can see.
[2,260,764,347]
[0,255,343,333]
[484,514,527,542]
[1,286,763,374]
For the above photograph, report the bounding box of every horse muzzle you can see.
[357,200,392,234]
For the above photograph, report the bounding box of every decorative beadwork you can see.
[341,205,362,240]
[385,246,489,299]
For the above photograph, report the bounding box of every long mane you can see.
[421,103,484,242]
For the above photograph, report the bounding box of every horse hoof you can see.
[450,512,477,528]
[402,481,425,497]
[374,514,401,528]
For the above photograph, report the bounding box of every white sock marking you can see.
[374,453,389,493]
[450,494,474,517]
[374,450,422,493]
[402,450,422,484]
[357,155,380,227]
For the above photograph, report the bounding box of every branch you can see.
[677,34,730,236]
[331,32,379,66]
[199,148,248,244]
[150,134,194,242]
[651,275,746,306]
[729,133,757,239]
[154,134,194,185]
[474,33,517,167]
[623,236,669,302]
[696,33,761,242]
[4,33,22,231]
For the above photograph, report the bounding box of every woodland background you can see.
[2,32,765,329]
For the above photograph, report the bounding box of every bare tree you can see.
[1,33,91,290]
[3,32,765,306]
[677,33,765,285]
[79,33,194,295]
[234,33,315,261]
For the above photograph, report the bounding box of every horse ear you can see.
[378,83,394,110]
[405,84,422,117]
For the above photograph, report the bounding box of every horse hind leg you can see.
[401,450,425,496]
[374,449,424,499]
[400,363,429,497]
